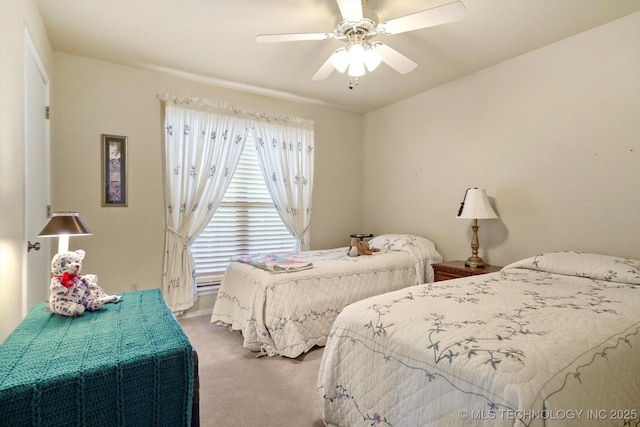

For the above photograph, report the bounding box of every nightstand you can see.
[432,261,502,282]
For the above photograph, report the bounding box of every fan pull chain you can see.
[348,77,359,90]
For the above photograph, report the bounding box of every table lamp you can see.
[38,211,92,254]
[456,188,498,268]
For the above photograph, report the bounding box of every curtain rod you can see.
[157,94,315,127]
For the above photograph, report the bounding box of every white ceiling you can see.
[36,0,640,114]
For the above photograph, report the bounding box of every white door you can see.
[24,33,51,314]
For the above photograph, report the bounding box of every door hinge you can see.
[45,106,50,119]
[47,205,51,218]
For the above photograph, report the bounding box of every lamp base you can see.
[465,255,485,269]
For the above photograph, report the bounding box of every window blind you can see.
[191,136,295,287]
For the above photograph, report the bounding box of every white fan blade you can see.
[376,43,418,74]
[378,1,466,35]
[311,55,336,80]
[256,33,333,43]
[336,0,363,22]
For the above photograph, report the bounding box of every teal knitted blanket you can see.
[0,289,194,426]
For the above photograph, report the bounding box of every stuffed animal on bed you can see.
[347,238,380,257]
[48,249,121,317]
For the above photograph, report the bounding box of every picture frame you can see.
[101,134,128,207]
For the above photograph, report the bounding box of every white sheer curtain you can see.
[250,121,314,251]
[161,98,248,312]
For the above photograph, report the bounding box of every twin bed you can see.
[210,234,443,357]
[317,251,640,426]
[210,236,640,424]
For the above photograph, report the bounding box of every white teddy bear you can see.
[49,249,121,317]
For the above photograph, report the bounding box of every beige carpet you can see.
[179,315,326,427]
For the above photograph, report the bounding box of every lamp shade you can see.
[38,211,92,254]
[347,60,365,77]
[457,188,498,219]
[38,212,92,237]
[364,44,382,72]
[330,48,349,73]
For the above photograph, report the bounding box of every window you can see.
[191,135,296,288]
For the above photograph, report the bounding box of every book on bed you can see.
[232,253,313,273]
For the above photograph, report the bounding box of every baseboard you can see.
[175,285,218,319]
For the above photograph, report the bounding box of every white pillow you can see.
[369,233,435,250]
[369,234,439,258]
[503,251,640,285]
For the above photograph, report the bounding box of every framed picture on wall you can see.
[101,134,127,207]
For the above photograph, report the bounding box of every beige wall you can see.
[362,12,640,266]
[0,0,53,342]
[51,54,363,310]
[3,4,639,340]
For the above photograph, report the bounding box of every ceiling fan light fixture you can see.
[347,60,365,77]
[331,48,349,73]
[364,44,382,72]
[348,42,365,60]
[256,1,467,82]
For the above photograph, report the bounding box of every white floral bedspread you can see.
[318,252,640,426]
[210,235,442,357]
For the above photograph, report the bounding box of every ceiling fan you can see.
[256,0,466,85]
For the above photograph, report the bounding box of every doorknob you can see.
[28,241,41,252]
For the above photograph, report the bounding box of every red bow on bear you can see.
[58,272,78,289]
